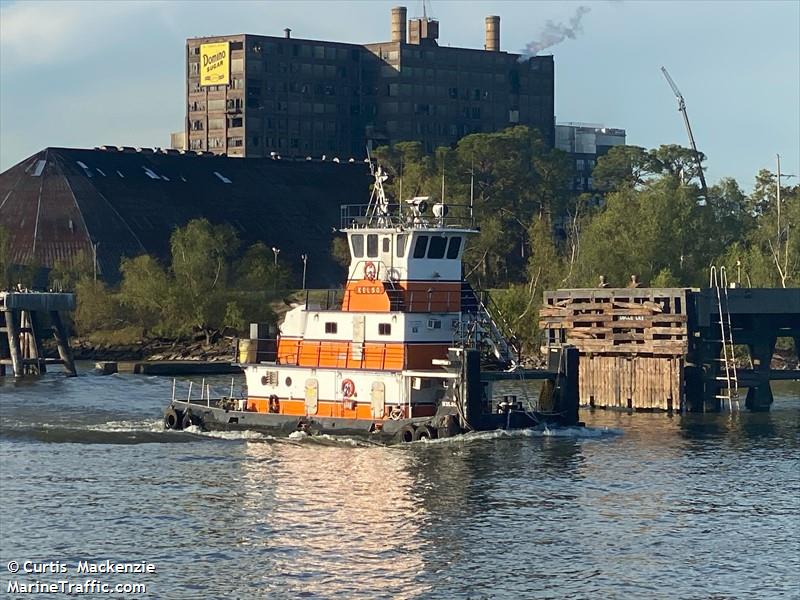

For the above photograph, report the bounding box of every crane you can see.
[660,66,708,199]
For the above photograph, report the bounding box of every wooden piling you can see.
[50,311,77,377]
[28,311,46,374]
[5,310,23,377]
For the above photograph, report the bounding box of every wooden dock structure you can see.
[0,291,77,377]
[540,287,800,412]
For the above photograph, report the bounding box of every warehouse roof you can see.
[0,147,371,286]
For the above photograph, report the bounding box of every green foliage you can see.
[73,280,122,335]
[592,145,653,190]
[170,219,239,343]
[233,242,290,291]
[491,284,542,360]
[223,301,245,331]
[48,250,94,291]
[331,236,351,269]
[118,255,180,336]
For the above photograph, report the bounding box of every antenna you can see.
[441,154,446,203]
[469,156,475,222]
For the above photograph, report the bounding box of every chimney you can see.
[485,15,500,51]
[391,6,407,43]
[284,28,291,39]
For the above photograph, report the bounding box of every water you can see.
[1,367,798,599]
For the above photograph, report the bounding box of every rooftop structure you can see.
[183,7,555,158]
[0,148,370,286]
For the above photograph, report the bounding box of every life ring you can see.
[164,407,178,430]
[341,379,356,399]
[413,424,437,441]
[364,261,377,281]
[269,395,280,414]
[398,424,416,443]
[180,409,193,430]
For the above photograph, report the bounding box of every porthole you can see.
[285,376,292,386]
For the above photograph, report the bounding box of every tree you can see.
[170,219,239,344]
[592,145,653,191]
[48,250,94,291]
[649,144,707,185]
[233,242,290,292]
[118,255,179,336]
[574,178,709,286]
[331,236,351,269]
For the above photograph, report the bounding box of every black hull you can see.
[165,401,569,443]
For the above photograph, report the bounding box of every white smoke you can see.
[520,5,591,57]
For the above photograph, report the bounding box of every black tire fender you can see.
[413,424,437,441]
[164,407,178,430]
[437,414,461,439]
[180,409,193,430]
[398,424,416,443]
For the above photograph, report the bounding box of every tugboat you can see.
[164,165,579,442]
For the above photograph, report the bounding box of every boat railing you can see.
[340,203,475,230]
[303,284,462,313]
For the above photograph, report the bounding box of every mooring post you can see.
[28,310,46,375]
[5,309,23,377]
[462,349,483,430]
[50,311,76,377]
[560,346,580,425]
[745,337,777,412]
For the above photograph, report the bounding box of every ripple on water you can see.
[0,374,798,599]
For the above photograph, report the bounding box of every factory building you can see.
[183,7,555,158]
[555,123,626,194]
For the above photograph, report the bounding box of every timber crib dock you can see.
[540,287,800,413]
[0,291,76,377]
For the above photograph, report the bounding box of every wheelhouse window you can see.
[446,236,462,259]
[382,237,390,253]
[351,234,364,258]
[396,234,407,257]
[325,322,338,334]
[378,323,391,335]
[413,235,429,258]
[367,234,379,257]
[427,236,446,259]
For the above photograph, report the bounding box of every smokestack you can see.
[391,6,407,43]
[284,28,291,39]
[485,15,500,51]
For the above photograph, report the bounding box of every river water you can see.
[0,367,798,599]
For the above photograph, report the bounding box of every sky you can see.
[1,0,798,190]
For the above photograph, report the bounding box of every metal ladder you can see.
[710,266,740,410]
[459,282,519,366]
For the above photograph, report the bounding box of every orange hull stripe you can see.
[246,398,437,419]
[276,340,449,369]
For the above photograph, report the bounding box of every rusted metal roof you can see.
[0,147,371,286]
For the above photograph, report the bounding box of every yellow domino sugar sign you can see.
[200,42,230,86]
